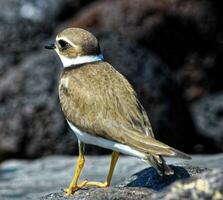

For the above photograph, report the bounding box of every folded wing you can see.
[62,62,190,160]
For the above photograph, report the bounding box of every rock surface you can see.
[191,93,223,151]
[1,154,223,200]
[152,169,223,200]
[41,156,223,200]
[41,187,153,200]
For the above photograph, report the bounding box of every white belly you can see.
[67,121,146,159]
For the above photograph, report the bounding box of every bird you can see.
[45,28,191,195]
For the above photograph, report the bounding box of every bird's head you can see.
[45,28,103,67]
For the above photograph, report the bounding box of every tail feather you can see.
[120,127,191,176]
[169,147,191,160]
[124,131,191,159]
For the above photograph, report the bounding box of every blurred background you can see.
[0,0,223,163]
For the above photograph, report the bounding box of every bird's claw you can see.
[64,179,88,195]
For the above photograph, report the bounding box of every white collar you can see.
[59,54,104,68]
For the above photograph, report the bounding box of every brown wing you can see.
[59,62,190,159]
[59,62,154,137]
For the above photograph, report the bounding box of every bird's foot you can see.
[85,181,109,188]
[64,179,88,196]
[64,180,110,195]
[64,180,110,196]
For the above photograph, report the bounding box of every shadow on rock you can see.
[126,166,190,191]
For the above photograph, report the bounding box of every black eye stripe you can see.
[58,40,71,49]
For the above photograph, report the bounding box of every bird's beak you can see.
[45,43,56,50]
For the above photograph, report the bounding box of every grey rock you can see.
[0,156,149,200]
[40,168,223,200]
[39,155,223,200]
[41,187,153,200]
[1,154,223,200]
[151,168,223,200]
[191,93,223,151]
[188,154,223,169]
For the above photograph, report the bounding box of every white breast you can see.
[67,120,146,159]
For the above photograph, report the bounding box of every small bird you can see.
[45,28,191,195]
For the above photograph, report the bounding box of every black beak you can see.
[45,43,56,50]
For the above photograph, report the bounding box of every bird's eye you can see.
[58,40,71,49]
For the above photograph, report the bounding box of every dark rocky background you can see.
[0,0,223,160]
[1,0,223,199]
